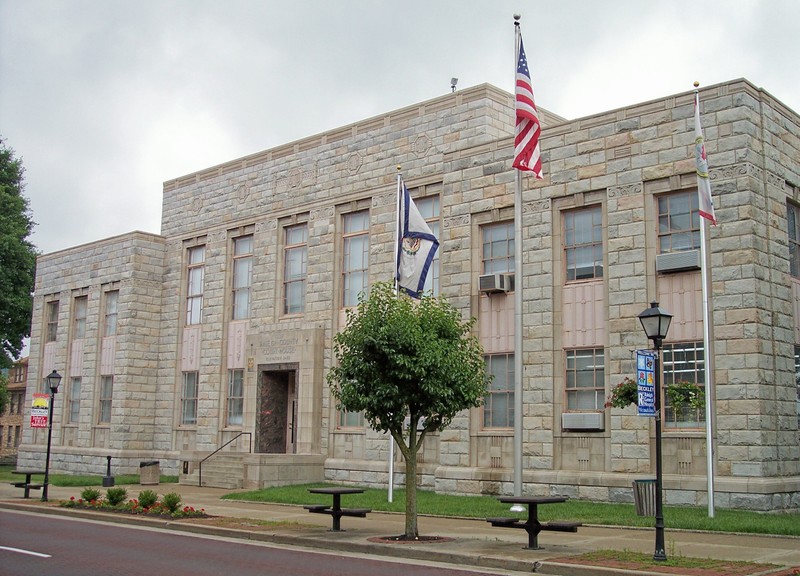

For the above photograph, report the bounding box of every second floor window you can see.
[788,202,800,278]
[73,296,87,339]
[414,193,441,295]
[483,222,514,275]
[564,206,603,281]
[186,246,205,325]
[46,300,59,342]
[343,211,369,307]
[565,348,604,410]
[104,290,119,337]
[284,225,307,314]
[484,353,514,428]
[658,191,700,254]
[232,236,253,320]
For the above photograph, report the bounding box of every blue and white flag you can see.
[396,179,439,298]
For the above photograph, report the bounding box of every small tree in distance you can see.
[328,282,488,540]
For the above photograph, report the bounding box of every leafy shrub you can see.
[81,487,102,502]
[106,487,128,506]
[161,492,182,513]
[138,489,158,509]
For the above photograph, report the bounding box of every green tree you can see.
[0,137,37,369]
[328,282,487,539]
[0,372,9,415]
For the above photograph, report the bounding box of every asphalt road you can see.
[0,509,516,576]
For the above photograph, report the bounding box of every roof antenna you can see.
[450,77,458,93]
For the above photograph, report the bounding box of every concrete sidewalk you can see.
[2,481,799,576]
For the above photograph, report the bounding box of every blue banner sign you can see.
[636,350,656,417]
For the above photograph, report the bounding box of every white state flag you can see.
[396,180,439,298]
[695,91,716,224]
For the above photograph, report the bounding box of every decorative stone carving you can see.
[607,183,642,198]
[310,206,335,221]
[371,193,394,208]
[523,199,552,213]
[443,214,471,228]
[346,152,363,175]
[191,196,203,214]
[412,134,433,158]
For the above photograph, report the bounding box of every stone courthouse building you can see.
[19,78,800,510]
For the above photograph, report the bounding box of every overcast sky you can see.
[2,0,798,255]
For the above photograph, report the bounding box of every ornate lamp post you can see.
[638,301,672,562]
[42,369,62,502]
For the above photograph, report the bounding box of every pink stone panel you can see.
[562,280,605,348]
[657,272,703,342]
[478,292,514,354]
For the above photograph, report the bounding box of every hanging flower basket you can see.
[665,381,705,411]
[605,377,638,409]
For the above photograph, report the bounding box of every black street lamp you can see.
[42,369,62,502]
[638,301,672,561]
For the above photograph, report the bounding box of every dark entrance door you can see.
[257,369,297,454]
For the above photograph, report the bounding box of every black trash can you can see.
[632,479,657,516]
[140,461,160,485]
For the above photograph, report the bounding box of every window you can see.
[181,372,199,425]
[104,291,119,337]
[98,376,113,424]
[564,207,603,281]
[68,377,81,424]
[794,346,800,429]
[414,193,440,295]
[232,236,253,320]
[662,342,706,429]
[788,202,800,278]
[186,246,205,325]
[46,300,59,342]
[342,211,369,307]
[227,369,244,427]
[658,191,700,254]
[482,222,514,274]
[73,296,87,339]
[338,410,364,428]
[484,354,514,428]
[283,225,307,314]
[565,348,605,410]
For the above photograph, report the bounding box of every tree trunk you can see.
[404,426,418,539]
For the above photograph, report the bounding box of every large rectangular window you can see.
[283,224,308,315]
[104,290,119,337]
[98,376,113,424]
[186,246,205,325]
[484,353,514,428]
[564,206,603,281]
[658,191,700,254]
[482,222,514,275]
[72,296,87,339]
[565,348,605,410]
[788,202,800,278]
[414,192,441,295]
[342,211,369,307]
[181,372,199,425]
[232,236,253,320]
[227,369,244,427]
[45,300,59,342]
[68,377,81,424]
[662,342,706,429]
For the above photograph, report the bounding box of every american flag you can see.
[513,35,543,178]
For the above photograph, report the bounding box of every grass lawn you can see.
[223,482,800,537]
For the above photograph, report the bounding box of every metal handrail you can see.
[197,432,252,487]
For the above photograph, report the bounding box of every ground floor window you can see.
[98,376,113,423]
[227,369,244,426]
[181,372,198,425]
[565,348,604,410]
[661,342,705,429]
[484,353,514,428]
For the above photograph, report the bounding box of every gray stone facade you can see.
[19,80,800,510]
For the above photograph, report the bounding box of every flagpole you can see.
[695,83,716,518]
[388,167,403,504]
[512,14,524,503]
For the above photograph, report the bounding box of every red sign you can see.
[30,393,50,428]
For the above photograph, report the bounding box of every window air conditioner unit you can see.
[561,412,604,431]
[656,250,701,273]
[479,273,514,293]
